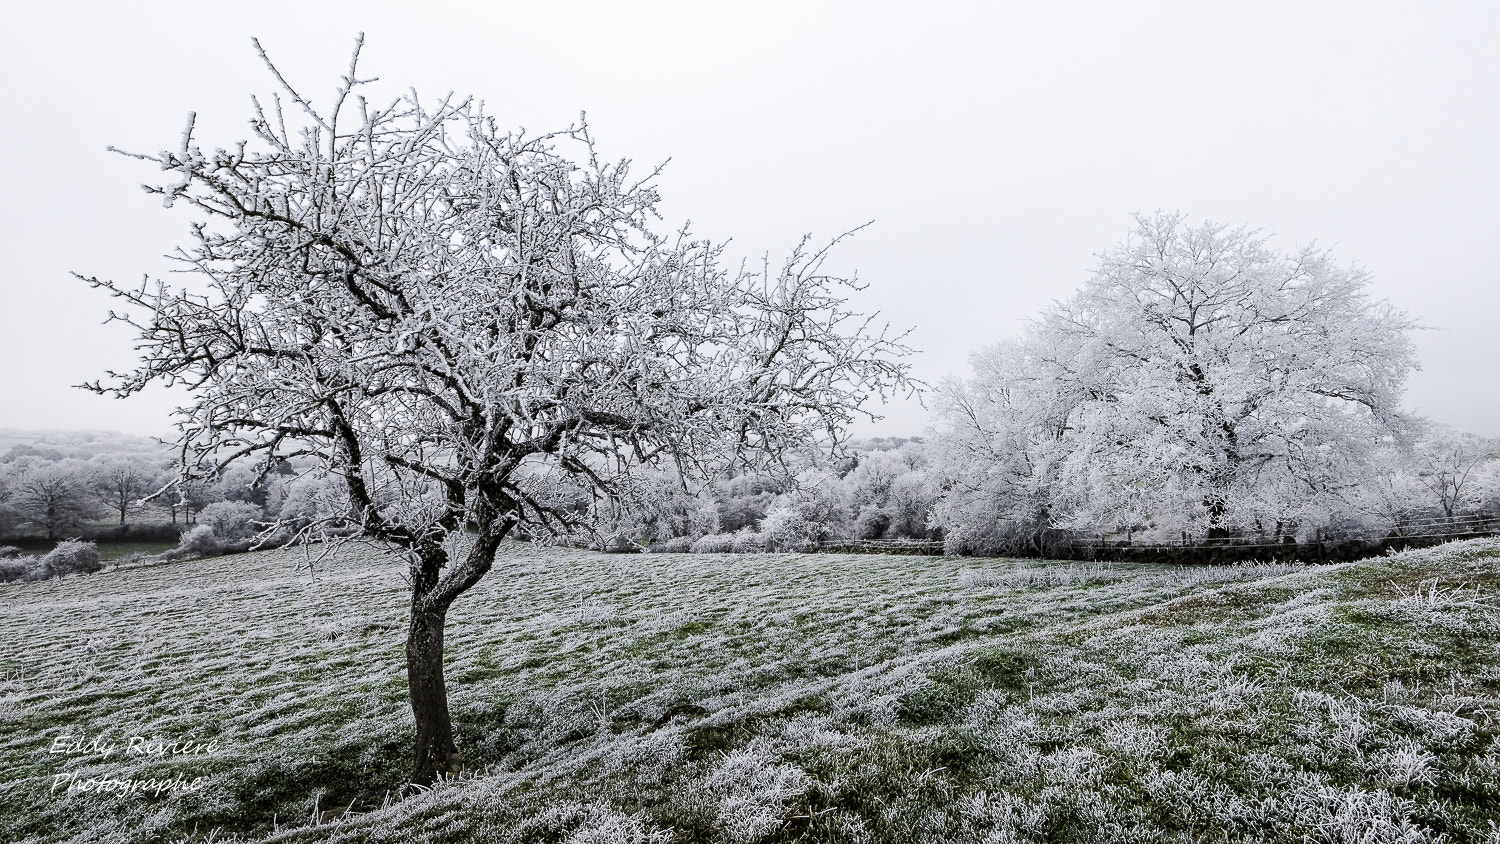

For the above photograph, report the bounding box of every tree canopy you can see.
[936,212,1417,553]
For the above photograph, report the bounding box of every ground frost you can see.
[2,540,1498,842]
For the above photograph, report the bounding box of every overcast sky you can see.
[2,1,1496,439]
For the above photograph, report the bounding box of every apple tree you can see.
[82,38,912,783]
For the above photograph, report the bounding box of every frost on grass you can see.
[700,742,813,843]
[1,539,1498,842]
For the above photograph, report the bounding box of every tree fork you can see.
[403,522,507,785]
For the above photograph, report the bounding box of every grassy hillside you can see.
[1,539,1497,843]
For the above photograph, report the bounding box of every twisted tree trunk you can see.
[407,599,459,784]
[404,517,509,785]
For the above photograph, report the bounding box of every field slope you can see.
[1,540,1498,843]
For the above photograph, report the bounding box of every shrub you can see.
[197,501,264,541]
[761,506,813,552]
[40,540,103,577]
[0,556,43,583]
[690,533,737,554]
[648,536,695,553]
[0,546,21,559]
[175,525,226,557]
[255,526,296,550]
[598,533,643,553]
[730,528,766,554]
[854,505,892,540]
[163,502,290,559]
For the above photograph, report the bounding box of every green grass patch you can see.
[2,540,1499,842]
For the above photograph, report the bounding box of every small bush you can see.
[649,536,695,553]
[163,504,290,560]
[0,559,24,582]
[0,546,21,559]
[730,529,766,554]
[0,556,43,583]
[41,540,103,577]
[599,533,642,553]
[254,527,296,550]
[198,501,264,541]
[854,505,893,540]
[690,533,737,554]
[176,524,226,557]
[761,506,814,552]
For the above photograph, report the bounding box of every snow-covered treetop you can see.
[80,37,914,581]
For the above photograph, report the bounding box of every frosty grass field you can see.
[2,539,1498,843]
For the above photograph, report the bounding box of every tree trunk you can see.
[402,522,507,785]
[1204,485,1233,540]
[407,600,459,784]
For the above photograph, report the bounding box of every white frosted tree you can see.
[4,460,101,541]
[933,338,1079,554]
[88,456,165,526]
[1412,424,1499,521]
[81,38,912,782]
[843,443,936,540]
[937,212,1418,549]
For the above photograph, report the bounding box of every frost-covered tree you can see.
[273,473,349,528]
[1412,424,1499,520]
[1326,426,1499,541]
[4,460,101,541]
[844,442,937,540]
[0,472,15,537]
[592,467,721,545]
[211,463,271,507]
[88,456,164,525]
[933,337,1094,555]
[937,212,1417,548]
[81,38,911,783]
[196,500,265,541]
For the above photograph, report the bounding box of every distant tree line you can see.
[614,436,942,553]
[7,411,1495,570]
[599,424,1499,559]
[0,429,950,579]
[618,216,1500,558]
[0,431,353,582]
[0,433,175,542]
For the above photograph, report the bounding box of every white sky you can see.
[2,1,1496,439]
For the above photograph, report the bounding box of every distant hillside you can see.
[0,428,170,463]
